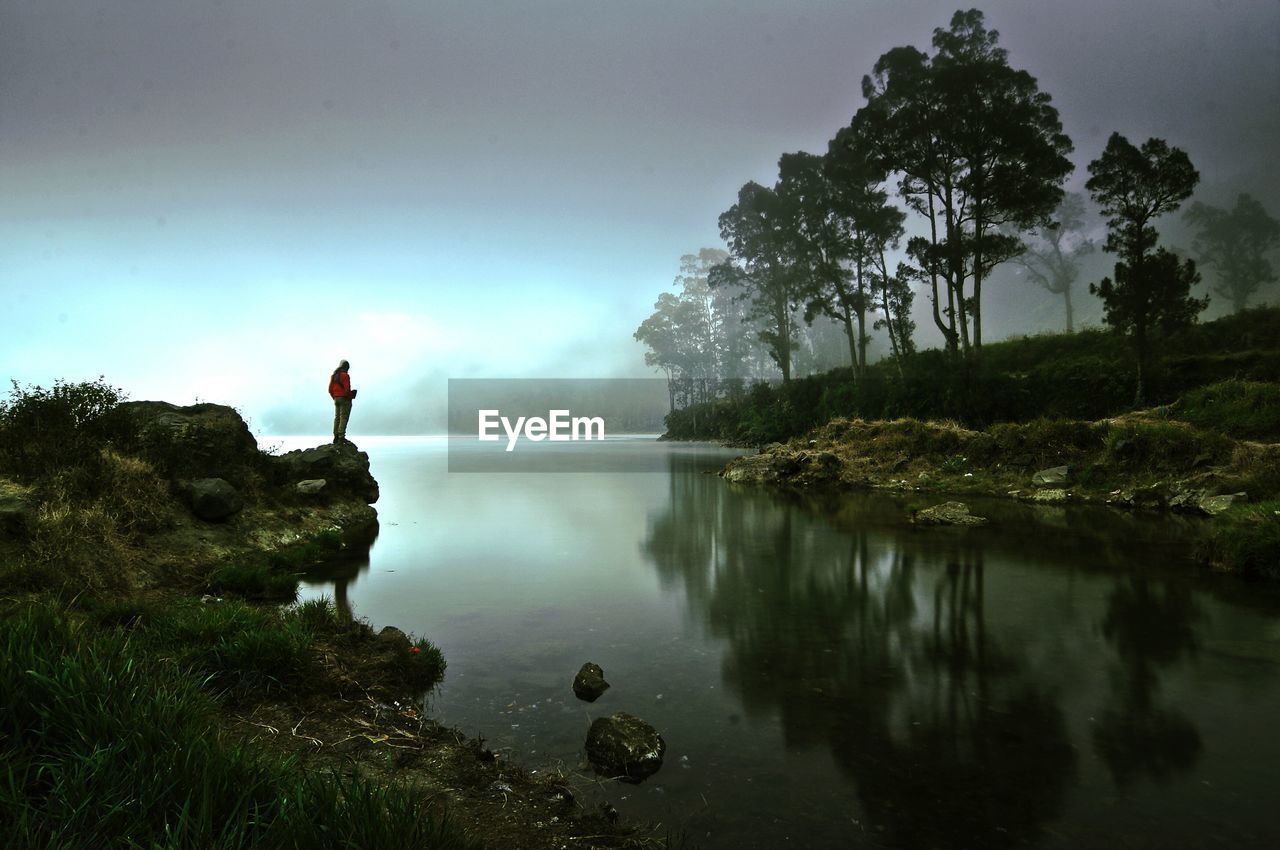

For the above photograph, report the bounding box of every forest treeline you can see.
[635,8,1279,421]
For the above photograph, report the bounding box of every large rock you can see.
[120,401,262,481]
[271,442,379,504]
[916,501,988,526]
[1032,488,1070,504]
[1032,465,1071,486]
[188,477,244,521]
[573,662,611,702]
[585,712,666,783]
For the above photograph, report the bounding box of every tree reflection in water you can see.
[643,454,1080,847]
[1093,576,1203,787]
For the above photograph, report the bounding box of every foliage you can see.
[1168,380,1280,441]
[0,602,475,850]
[1204,503,1280,579]
[1086,132,1207,402]
[0,377,130,483]
[1184,193,1280,313]
[663,307,1280,443]
[853,8,1073,356]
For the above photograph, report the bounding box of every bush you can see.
[404,636,448,690]
[0,378,130,483]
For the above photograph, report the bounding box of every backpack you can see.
[328,371,345,397]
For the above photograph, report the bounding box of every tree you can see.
[1012,192,1095,332]
[713,181,808,382]
[634,291,709,410]
[852,8,1073,358]
[1086,133,1207,403]
[822,131,909,375]
[1185,193,1280,313]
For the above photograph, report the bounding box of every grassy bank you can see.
[666,307,1280,445]
[0,598,463,850]
[723,412,1280,579]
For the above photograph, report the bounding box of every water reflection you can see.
[1094,577,1203,787]
[641,453,1225,845]
[299,527,378,621]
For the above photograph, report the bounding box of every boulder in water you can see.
[585,712,665,783]
[916,501,988,526]
[572,662,610,702]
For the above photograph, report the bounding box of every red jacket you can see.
[329,370,352,399]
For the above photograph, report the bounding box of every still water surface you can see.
[282,436,1280,849]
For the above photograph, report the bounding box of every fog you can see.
[3,0,1277,434]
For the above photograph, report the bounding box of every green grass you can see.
[1169,379,1280,441]
[0,601,478,850]
[1206,501,1280,579]
[207,561,300,601]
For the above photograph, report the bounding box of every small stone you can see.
[573,662,610,702]
[1032,465,1071,486]
[295,478,327,496]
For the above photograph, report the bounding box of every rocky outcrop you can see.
[572,662,610,702]
[915,501,988,526]
[585,712,665,783]
[120,401,263,483]
[188,477,243,521]
[723,448,841,486]
[271,442,379,504]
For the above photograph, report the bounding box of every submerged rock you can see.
[915,501,988,525]
[188,477,243,521]
[572,662,610,702]
[585,712,666,782]
[1032,488,1070,504]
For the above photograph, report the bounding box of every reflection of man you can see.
[328,359,357,443]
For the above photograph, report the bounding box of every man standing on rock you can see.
[329,359,357,443]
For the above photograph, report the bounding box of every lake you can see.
[280,436,1280,849]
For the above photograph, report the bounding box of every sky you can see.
[3,0,1278,434]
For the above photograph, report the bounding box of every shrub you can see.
[0,377,129,482]
[403,636,448,691]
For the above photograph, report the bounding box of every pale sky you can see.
[3,0,1277,434]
